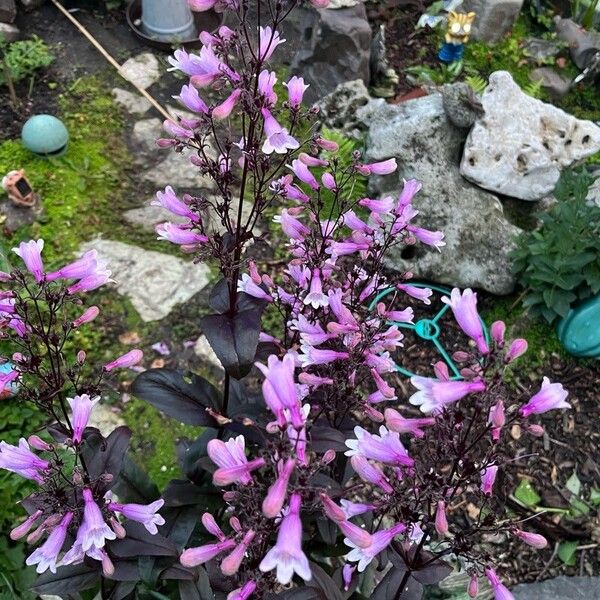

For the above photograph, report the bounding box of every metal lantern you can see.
[21,115,69,158]
[370,284,490,380]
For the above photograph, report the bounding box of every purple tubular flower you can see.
[46,250,106,282]
[72,306,100,328]
[321,495,372,548]
[208,435,265,486]
[289,159,319,190]
[152,186,199,221]
[409,376,486,414]
[258,26,286,61]
[345,522,406,572]
[10,510,42,540]
[81,489,116,551]
[181,539,236,567]
[104,349,143,372]
[0,438,49,483]
[435,501,448,536]
[442,288,489,354]
[108,499,165,534]
[488,400,506,441]
[284,75,309,108]
[213,89,242,119]
[384,408,435,438]
[468,574,479,598]
[350,455,393,494]
[343,564,355,591]
[485,568,515,600]
[259,493,312,584]
[513,529,548,549]
[238,274,273,302]
[258,70,278,105]
[327,240,371,258]
[397,284,432,305]
[261,109,299,155]
[67,394,99,444]
[163,119,194,138]
[520,377,570,417]
[340,500,376,518]
[396,179,422,211]
[156,222,208,245]
[66,272,113,294]
[12,240,44,282]
[26,512,73,574]
[0,369,19,396]
[229,580,257,600]
[273,209,310,240]
[480,465,498,496]
[202,512,226,541]
[298,345,349,367]
[262,459,295,518]
[491,320,506,345]
[358,196,394,213]
[304,269,329,309]
[408,226,446,250]
[345,426,413,467]
[356,158,397,176]
[505,339,528,363]
[221,530,255,575]
[175,84,208,113]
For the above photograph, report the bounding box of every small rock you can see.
[132,118,163,157]
[119,53,161,90]
[80,240,211,322]
[513,576,600,599]
[318,79,385,139]
[142,152,216,190]
[194,335,223,370]
[18,0,45,9]
[285,4,372,103]
[462,0,524,44]
[0,197,43,232]
[124,201,188,232]
[554,16,600,69]
[586,176,600,207]
[112,87,151,115]
[0,0,16,23]
[529,67,572,99]
[461,71,600,201]
[366,93,521,294]
[441,82,484,129]
[523,37,564,63]
[87,402,125,438]
[0,22,19,42]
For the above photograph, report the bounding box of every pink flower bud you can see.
[202,512,226,541]
[103,349,143,371]
[435,500,448,536]
[491,320,506,346]
[322,449,336,464]
[526,424,545,437]
[468,574,479,598]
[315,136,339,152]
[72,306,99,328]
[10,510,42,540]
[27,435,52,452]
[513,529,548,549]
[452,351,471,362]
[77,350,86,364]
[433,361,450,381]
[320,493,346,522]
[262,459,295,518]
[505,339,528,363]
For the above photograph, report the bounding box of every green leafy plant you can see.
[405,60,463,86]
[0,35,53,87]
[465,74,487,94]
[523,77,544,98]
[512,169,600,323]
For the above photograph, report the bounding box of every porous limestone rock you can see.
[112,87,151,115]
[366,93,521,295]
[80,240,211,322]
[318,79,385,139]
[0,22,19,42]
[124,201,188,232]
[462,0,524,44]
[513,576,600,600]
[461,71,600,201]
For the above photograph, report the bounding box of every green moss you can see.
[121,397,200,488]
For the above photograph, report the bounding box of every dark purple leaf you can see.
[372,566,409,600]
[108,560,140,582]
[178,428,219,482]
[105,580,137,600]
[131,368,221,426]
[31,564,100,596]
[274,588,327,600]
[209,278,267,314]
[82,426,131,486]
[162,479,223,509]
[163,564,198,581]
[178,566,215,599]
[112,454,160,504]
[309,426,349,452]
[109,522,178,558]
[307,562,344,600]
[200,307,263,379]
[316,517,339,545]
[410,555,452,585]
[160,505,200,550]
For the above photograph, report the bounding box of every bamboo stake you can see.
[49,0,172,121]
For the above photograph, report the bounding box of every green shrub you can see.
[511,169,600,323]
[0,36,53,86]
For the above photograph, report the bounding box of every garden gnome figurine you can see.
[439,11,476,63]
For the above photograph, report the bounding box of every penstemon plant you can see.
[0,1,571,599]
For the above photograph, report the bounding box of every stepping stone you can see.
[80,239,211,322]
[112,88,151,115]
[124,201,188,232]
[88,402,126,437]
[513,576,600,599]
[119,53,161,91]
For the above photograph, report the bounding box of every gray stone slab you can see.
[119,52,161,91]
[513,576,600,600]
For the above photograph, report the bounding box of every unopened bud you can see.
[490,320,506,346]
[452,351,471,362]
[322,449,336,464]
[10,510,42,540]
[101,551,115,577]
[223,491,238,502]
[77,350,86,364]
[27,435,53,452]
[526,424,545,437]
[100,473,114,483]
[72,470,84,485]
[110,517,126,539]
[468,574,479,598]
[12,352,24,363]
[156,138,178,148]
[229,516,242,533]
